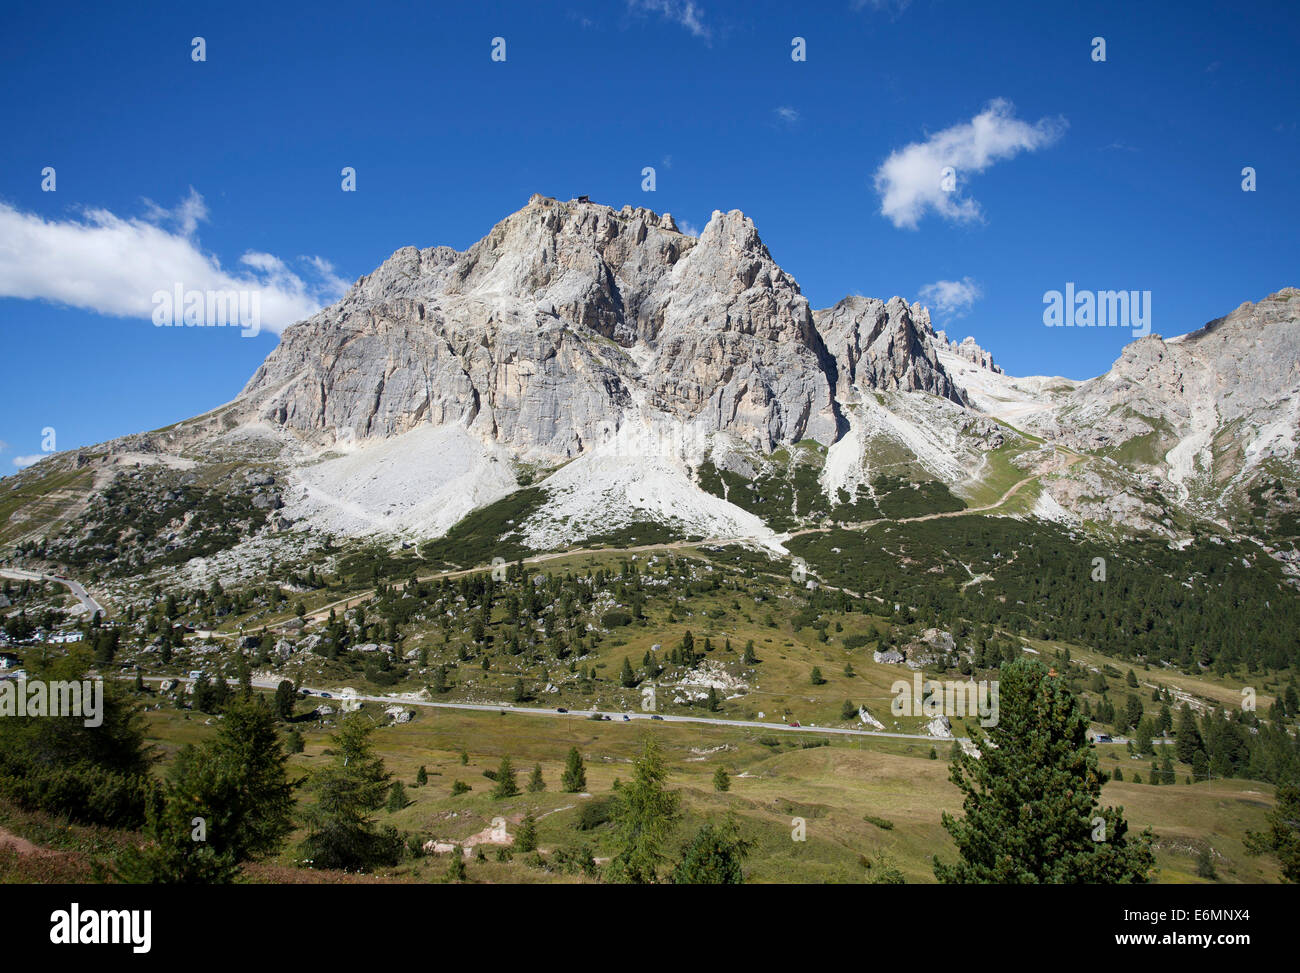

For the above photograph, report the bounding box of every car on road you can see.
[650,715,664,721]
[320,692,333,698]
[601,714,612,721]
[556,707,568,713]
[622,714,631,721]
[299,688,313,695]
[789,721,801,727]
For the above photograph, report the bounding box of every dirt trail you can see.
[222,452,1087,634]
[0,825,48,856]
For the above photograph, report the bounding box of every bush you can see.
[601,611,632,629]
[576,797,614,831]
[0,763,155,829]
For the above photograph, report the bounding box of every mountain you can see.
[3,195,1298,589]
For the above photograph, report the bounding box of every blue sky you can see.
[1,0,1297,469]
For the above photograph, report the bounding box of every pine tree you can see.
[606,737,681,884]
[515,811,538,852]
[444,846,467,883]
[415,765,428,786]
[274,679,296,720]
[387,780,407,812]
[492,756,520,798]
[115,699,296,883]
[298,713,402,870]
[934,660,1154,883]
[712,767,729,792]
[1245,785,1300,883]
[620,656,637,688]
[1175,703,1204,763]
[562,747,587,793]
[527,763,546,793]
[670,816,751,884]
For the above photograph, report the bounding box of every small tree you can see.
[515,811,538,853]
[606,737,680,884]
[415,765,428,786]
[298,713,402,871]
[117,699,296,883]
[562,747,587,793]
[387,781,407,812]
[274,679,296,720]
[444,846,466,883]
[1246,785,1300,883]
[712,767,730,792]
[810,667,825,686]
[671,816,751,885]
[492,756,520,798]
[527,764,546,793]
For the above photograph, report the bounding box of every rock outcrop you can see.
[816,296,965,405]
[935,331,1002,374]
[236,195,949,460]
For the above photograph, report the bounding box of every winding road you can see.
[0,568,104,617]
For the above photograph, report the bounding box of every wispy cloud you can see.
[628,0,711,42]
[917,277,982,319]
[0,189,347,335]
[12,455,43,470]
[874,99,1066,229]
[774,106,800,125]
[851,0,912,17]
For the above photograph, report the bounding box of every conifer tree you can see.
[527,763,546,793]
[562,747,587,793]
[492,755,520,798]
[934,660,1154,883]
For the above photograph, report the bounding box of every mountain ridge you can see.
[3,196,1298,589]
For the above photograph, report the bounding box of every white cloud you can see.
[678,219,701,237]
[0,190,348,335]
[874,99,1066,229]
[852,0,912,15]
[917,277,982,319]
[628,0,711,41]
[774,106,800,124]
[12,455,42,469]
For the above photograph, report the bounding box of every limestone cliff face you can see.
[816,296,966,405]
[238,195,943,459]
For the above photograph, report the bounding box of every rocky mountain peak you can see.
[815,295,966,406]
[236,196,999,459]
[934,330,1003,374]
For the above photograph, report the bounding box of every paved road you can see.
[142,675,969,745]
[0,568,103,617]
